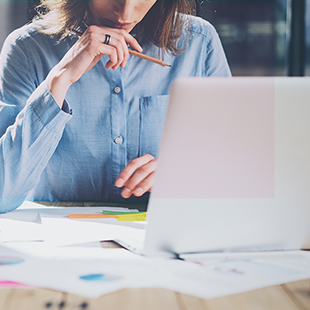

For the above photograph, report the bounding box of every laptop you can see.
[115,77,310,257]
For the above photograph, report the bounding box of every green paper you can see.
[102,210,142,215]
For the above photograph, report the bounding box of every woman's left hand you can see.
[115,154,157,198]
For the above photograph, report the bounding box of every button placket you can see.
[113,86,123,146]
[108,69,126,196]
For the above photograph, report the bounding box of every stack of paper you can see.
[1,201,310,300]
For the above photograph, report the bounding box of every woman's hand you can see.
[46,25,142,108]
[115,154,157,198]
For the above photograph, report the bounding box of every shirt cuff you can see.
[61,100,72,114]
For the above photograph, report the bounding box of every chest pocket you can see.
[139,95,169,158]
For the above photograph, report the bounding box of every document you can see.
[41,217,145,246]
[1,201,146,246]
[0,218,45,243]
[158,252,310,300]
[1,241,310,299]
[1,202,310,300]
[180,249,310,270]
[0,244,160,297]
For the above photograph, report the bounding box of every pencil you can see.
[70,30,171,67]
[128,49,171,67]
[67,214,119,219]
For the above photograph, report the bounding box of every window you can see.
[198,0,288,76]
[0,0,308,76]
[305,0,310,75]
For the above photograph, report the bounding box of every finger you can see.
[91,26,141,56]
[107,36,125,70]
[86,25,142,52]
[85,42,117,70]
[125,172,155,198]
[103,46,118,70]
[132,172,155,197]
[118,29,142,52]
[120,159,157,198]
[103,32,132,68]
[115,154,155,188]
[85,27,139,68]
[110,31,130,68]
[120,40,129,68]
[122,174,155,198]
[96,34,124,70]
[84,28,125,70]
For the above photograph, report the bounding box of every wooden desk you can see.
[2,203,309,309]
[0,278,309,310]
[1,241,309,310]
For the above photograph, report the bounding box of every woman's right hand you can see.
[46,25,142,108]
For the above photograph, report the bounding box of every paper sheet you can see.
[155,256,310,300]
[0,218,45,243]
[1,201,146,246]
[1,201,140,223]
[41,217,145,246]
[1,202,310,299]
[0,244,157,297]
[1,241,310,299]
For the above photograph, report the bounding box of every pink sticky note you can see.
[0,280,29,288]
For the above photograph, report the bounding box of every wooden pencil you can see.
[128,49,171,67]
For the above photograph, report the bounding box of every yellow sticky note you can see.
[116,212,147,221]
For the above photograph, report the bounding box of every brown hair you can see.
[34,0,196,56]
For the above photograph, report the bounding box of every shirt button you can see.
[114,86,121,94]
[114,136,122,144]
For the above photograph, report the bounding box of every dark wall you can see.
[0,1,29,49]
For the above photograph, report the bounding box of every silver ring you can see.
[104,34,111,45]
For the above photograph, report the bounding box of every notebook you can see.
[115,77,310,257]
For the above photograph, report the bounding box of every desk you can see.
[1,241,310,310]
[1,203,310,309]
[0,277,309,309]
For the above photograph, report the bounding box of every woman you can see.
[0,0,231,213]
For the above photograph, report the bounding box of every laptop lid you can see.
[144,77,310,256]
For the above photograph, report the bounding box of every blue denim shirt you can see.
[0,15,231,213]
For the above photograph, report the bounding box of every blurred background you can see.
[0,0,309,76]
